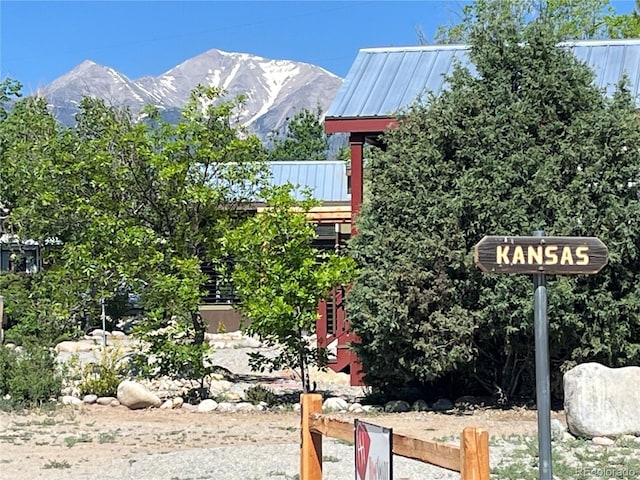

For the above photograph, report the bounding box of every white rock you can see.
[239,338,262,348]
[88,329,111,337]
[110,399,121,407]
[592,436,615,446]
[323,397,349,412]
[82,394,98,404]
[160,399,174,410]
[172,397,184,409]
[348,402,363,412]
[550,419,567,441]
[96,396,117,406]
[310,367,350,387]
[60,386,75,396]
[362,405,380,413]
[564,362,640,438]
[216,402,235,412]
[117,380,161,410]
[55,341,94,353]
[235,402,256,412]
[60,395,82,406]
[209,380,233,397]
[197,399,218,412]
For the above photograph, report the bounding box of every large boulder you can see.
[564,362,640,438]
[117,380,161,410]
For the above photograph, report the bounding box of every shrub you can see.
[78,347,127,397]
[4,343,62,407]
[244,384,277,406]
[0,346,17,394]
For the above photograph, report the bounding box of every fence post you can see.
[460,427,490,480]
[300,393,323,480]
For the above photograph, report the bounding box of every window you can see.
[0,244,39,274]
[200,262,237,305]
[312,223,350,252]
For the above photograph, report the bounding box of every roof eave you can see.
[325,116,397,134]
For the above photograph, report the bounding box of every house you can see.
[322,39,640,385]
[199,160,352,333]
[0,235,40,274]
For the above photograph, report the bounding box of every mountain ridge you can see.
[39,48,344,141]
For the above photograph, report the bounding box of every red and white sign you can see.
[354,420,392,480]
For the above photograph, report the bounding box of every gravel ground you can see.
[23,440,468,480]
[1,336,543,479]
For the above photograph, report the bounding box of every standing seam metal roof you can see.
[326,39,640,119]
[266,160,350,203]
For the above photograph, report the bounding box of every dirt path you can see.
[0,403,564,478]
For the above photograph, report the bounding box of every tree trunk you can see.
[192,310,206,346]
[298,324,310,393]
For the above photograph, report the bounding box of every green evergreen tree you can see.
[267,106,330,161]
[348,6,640,400]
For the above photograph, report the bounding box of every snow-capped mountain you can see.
[39,49,343,141]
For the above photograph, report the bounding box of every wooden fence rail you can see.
[300,393,490,480]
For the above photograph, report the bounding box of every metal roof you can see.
[326,39,640,119]
[266,160,350,203]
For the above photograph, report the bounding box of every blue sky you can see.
[1,1,638,93]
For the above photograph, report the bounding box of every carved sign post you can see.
[474,232,608,480]
[474,235,608,274]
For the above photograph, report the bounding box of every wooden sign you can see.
[474,236,608,274]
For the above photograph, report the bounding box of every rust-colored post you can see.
[460,427,490,480]
[300,393,323,480]
[0,295,4,343]
[316,299,328,348]
[349,134,364,236]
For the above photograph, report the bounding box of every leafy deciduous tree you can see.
[223,184,356,392]
[1,85,269,389]
[435,0,640,43]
